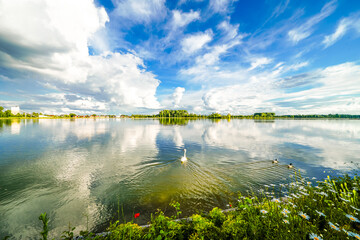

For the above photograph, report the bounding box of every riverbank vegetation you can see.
[1,105,359,119]
[131,110,360,119]
[28,173,360,240]
[0,106,116,119]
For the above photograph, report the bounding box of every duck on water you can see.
[272,158,293,168]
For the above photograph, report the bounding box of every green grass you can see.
[26,173,360,239]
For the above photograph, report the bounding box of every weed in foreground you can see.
[32,173,360,239]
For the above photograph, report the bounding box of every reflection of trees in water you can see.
[210,119,221,123]
[0,119,12,127]
[0,119,24,134]
[254,120,275,123]
[0,119,20,127]
[159,118,189,126]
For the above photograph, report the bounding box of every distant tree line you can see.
[277,114,360,119]
[254,112,275,118]
[131,110,360,119]
[0,106,117,118]
[59,114,117,118]
[132,110,207,118]
[0,106,41,118]
[1,106,359,119]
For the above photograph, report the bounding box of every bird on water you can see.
[181,149,187,163]
[272,158,279,164]
[288,163,293,168]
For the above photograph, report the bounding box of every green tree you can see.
[209,113,222,118]
[69,113,76,118]
[5,110,12,117]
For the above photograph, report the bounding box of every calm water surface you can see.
[0,118,359,238]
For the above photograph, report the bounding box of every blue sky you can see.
[0,0,360,115]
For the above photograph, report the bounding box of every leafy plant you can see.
[170,201,182,219]
[31,173,360,239]
[108,221,143,239]
[38,212,50,240]
[61,222,75,240]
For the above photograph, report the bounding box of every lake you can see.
[0,118,359,238]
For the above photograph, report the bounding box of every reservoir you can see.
[0,118,359,238]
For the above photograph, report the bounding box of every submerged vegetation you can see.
[27,173,360,240]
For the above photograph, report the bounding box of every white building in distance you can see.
[11,106,20,115]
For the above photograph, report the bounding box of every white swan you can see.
[181,149,187,162]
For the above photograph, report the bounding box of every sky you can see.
[0,0,360,115]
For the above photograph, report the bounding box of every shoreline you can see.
[1,117,359,120]
[30,174,360,239]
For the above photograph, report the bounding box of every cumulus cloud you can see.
[323,12,360,48]
[172,87,185,108]
[201,72,279,114]
[0,0,161,113]
[181,30,213,54]
[288,0,337,43]
[183,60,360,115]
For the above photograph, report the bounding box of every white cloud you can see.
[112,0,166,24]
[248,57,273,70]
[195,45,228,66]
[201,73,279,114]
[283,62,360,104]
[209,0,235,14]
[269,0,290,19]
[182,59,360,115]
[0,0,161,113]
[217,20,240,41]
[286,61,309,71]
[288,0,337,43]
[323,12,360,48]
[171,10,200,28]
[181,31,213,54]
[172,87,185,107]
[188,21,242,68]
[288,30,311,43]
[180,23,243,83]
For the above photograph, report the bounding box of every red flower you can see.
[229,204,232,207]
[134,213,140,218]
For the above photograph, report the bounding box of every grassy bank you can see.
[7,173,360,240]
